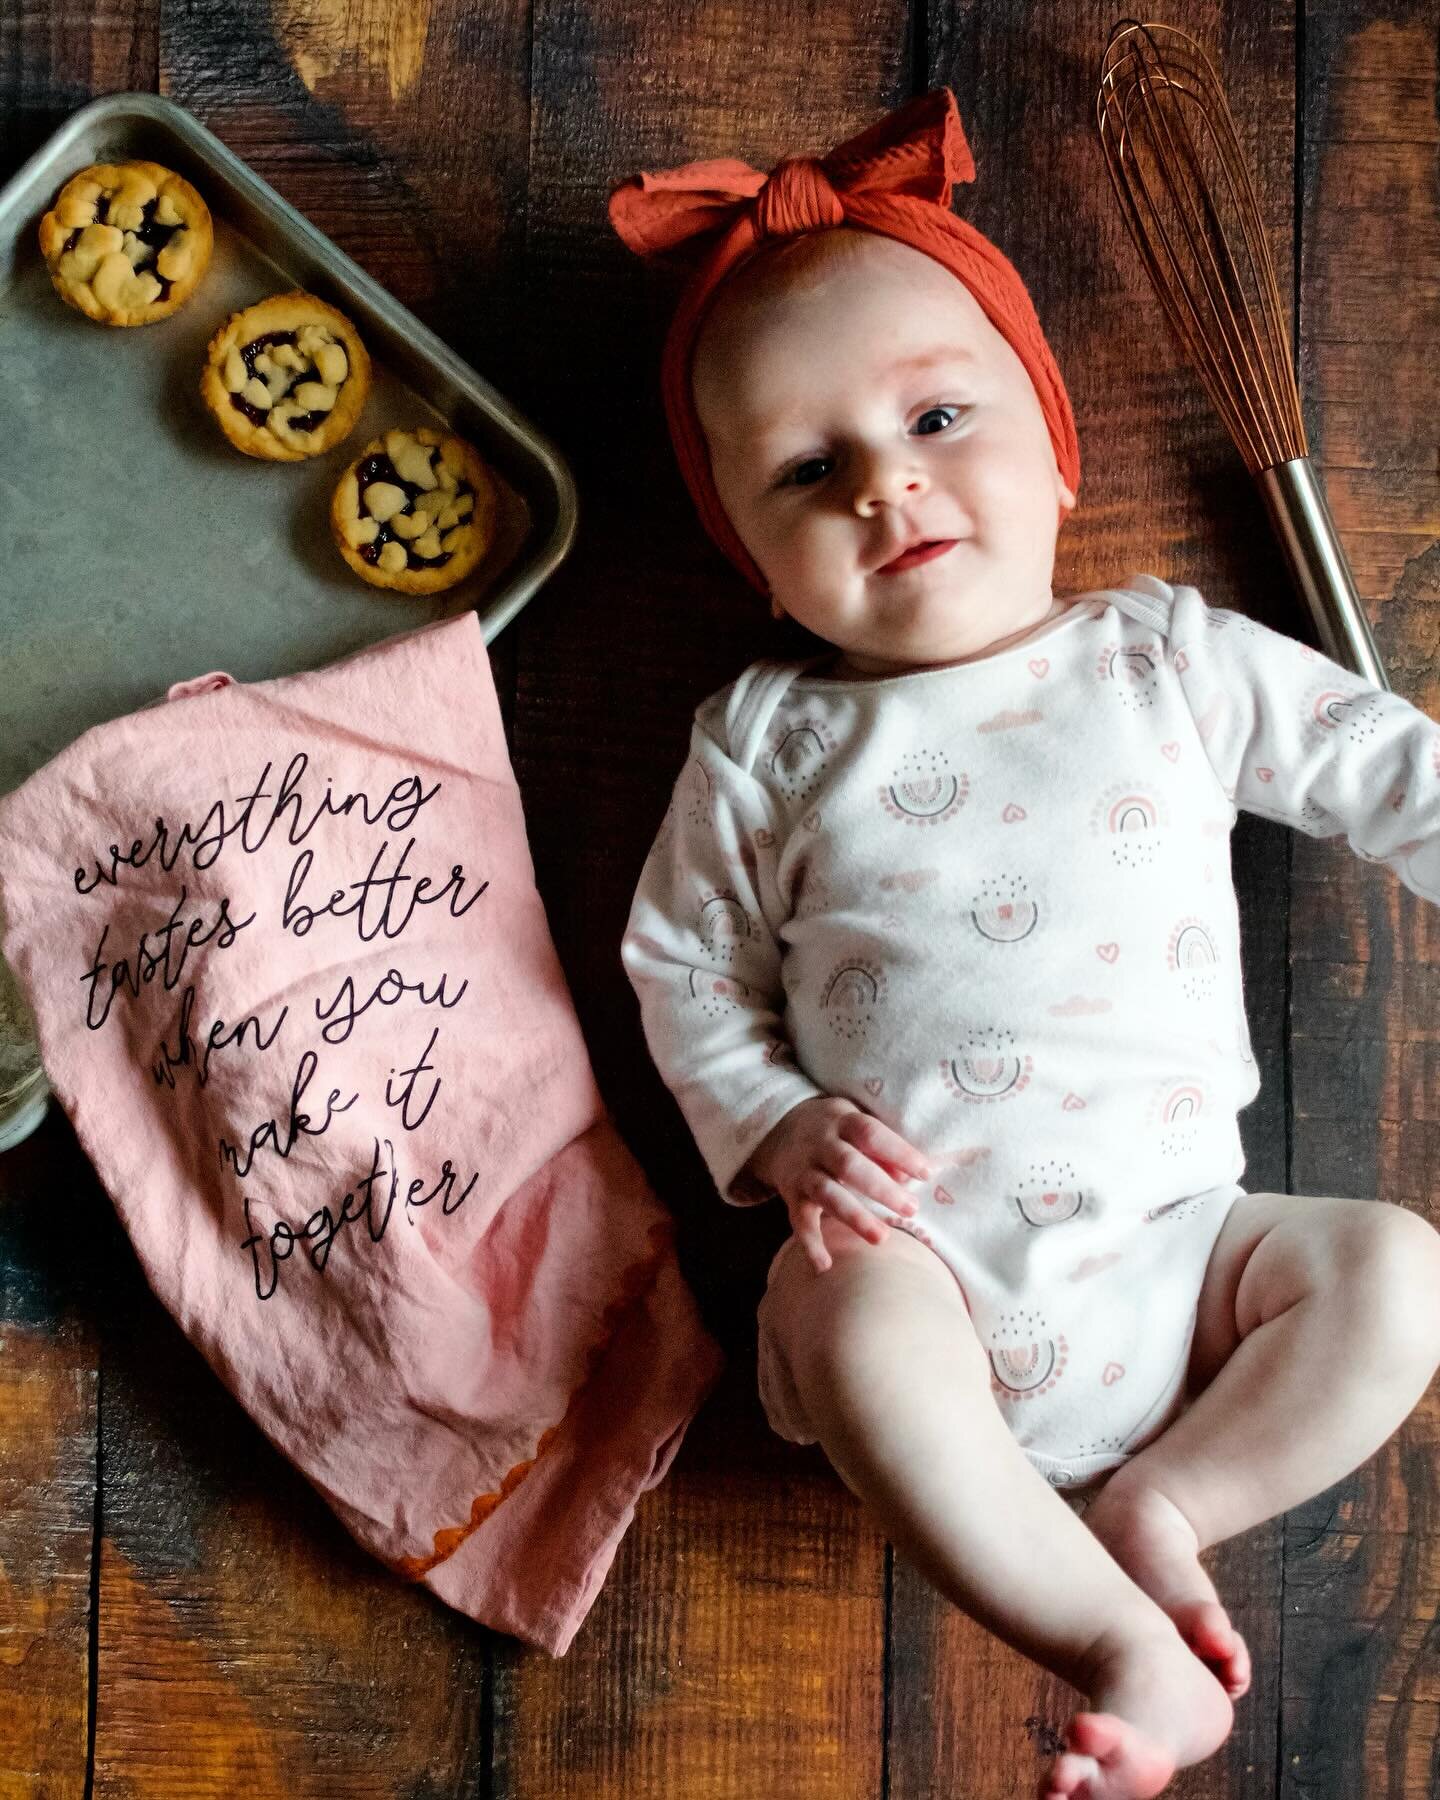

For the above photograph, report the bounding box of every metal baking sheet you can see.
[0,91,578,800]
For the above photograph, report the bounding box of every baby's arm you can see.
[1170,589,1440,900]
[621,707,928,1261]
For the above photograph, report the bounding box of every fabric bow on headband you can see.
[607,89,1080,594]
[608,86,977,260]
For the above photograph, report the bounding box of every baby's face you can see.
[693,232,1076,674]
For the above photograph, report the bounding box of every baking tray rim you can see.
[0,89,579,642]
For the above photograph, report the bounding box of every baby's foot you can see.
[1082,1480,1251,1700]
[1039,1622,1234,1799]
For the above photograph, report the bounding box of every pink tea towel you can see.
[0,611,723,1655]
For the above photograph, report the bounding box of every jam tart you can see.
[38,160,213,327]
[200,292,371,462]
[331,427,497,595]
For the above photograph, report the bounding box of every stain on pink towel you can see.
[0,612,722,1655]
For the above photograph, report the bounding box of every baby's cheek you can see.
[964,438,1041,511]
[733,515,790,590]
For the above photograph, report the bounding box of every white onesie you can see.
[622,574,1440,1489]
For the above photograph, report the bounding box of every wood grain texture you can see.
[0,0,158,174]
[5,1143,470,1800]
[0,1014,107,1795]
[1283,6,1440,1797]
[1282,1525,1440,1797]
[489,1387,887,1799]
[161,0,531,356]
[0,1325,95,1799]
[1291,0,1440,1468]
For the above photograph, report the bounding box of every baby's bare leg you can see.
[1083,1194,1440,1696]
[760,1217,1233,1798]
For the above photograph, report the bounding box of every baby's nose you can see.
[853,450,927,515]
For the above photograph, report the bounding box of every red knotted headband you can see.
[608,89,1081,594]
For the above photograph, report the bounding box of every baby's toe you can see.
[1224,1633,1252,1699]
[1067,1711,1176,1797]
[1173,1601,1251,1698]
[1042,1749,1099,1797]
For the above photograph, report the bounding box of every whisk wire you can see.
[1218,103,1308,458]
[1094,17,1387,689]
[1097,20,1308,473]
[1192,48,1307,462]
[1121,47,1274,470]
[1098,46,1260,467]
[1101,34,1260,465]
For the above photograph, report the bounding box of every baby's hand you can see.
[744,1095,932,1274]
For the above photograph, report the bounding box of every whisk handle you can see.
[1256,458,1391,691]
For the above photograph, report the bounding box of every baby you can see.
[610,91,1440,1799]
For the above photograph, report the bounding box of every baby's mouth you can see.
[874,539,960,576]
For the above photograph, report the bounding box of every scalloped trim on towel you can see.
[392,1215,675,1579]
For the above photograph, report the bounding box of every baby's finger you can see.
[840,1111,932,1182]
[822,1143,920,1219]
[812,1177,890,1246]
[793,1199,832,1274]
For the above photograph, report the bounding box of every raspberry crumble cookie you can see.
[39,160,213,326]
[330,426,496,594]
[201,291,371,462]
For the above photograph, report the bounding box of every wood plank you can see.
[71,0,531,1790]
[504,10,910,1794]
[0,1326,94,1800]
[889,5,1296,1792]
[0,1120,98,1800]
[1284,5,1440,1796]
[0,0,159,176]
[1281,1524,1440,1797]
[490,1377,887,1799]
[1,121,157,1800]
[93,1396,489,1795]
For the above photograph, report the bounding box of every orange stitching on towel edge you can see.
[392,1215,675,1580]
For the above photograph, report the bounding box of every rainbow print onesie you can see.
[622,574,1440,1489]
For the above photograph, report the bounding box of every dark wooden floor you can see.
[2,1,1437,1794]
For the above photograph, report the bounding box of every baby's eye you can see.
[788,457,831,493]
[913,405,963,436]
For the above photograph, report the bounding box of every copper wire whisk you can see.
[1096,18,1389,688]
